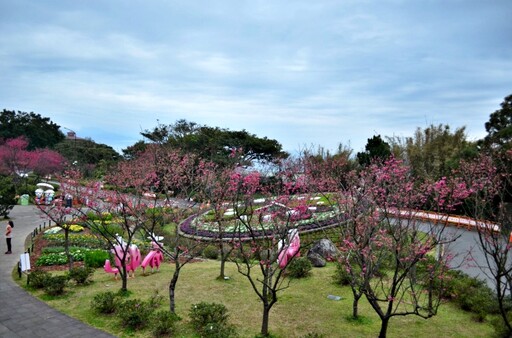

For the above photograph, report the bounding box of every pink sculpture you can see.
[104,259,119,279]
[141,241,164,274]
[104,235,141,278]
[278,229,301,269]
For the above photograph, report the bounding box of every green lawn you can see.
[15,260,495,337]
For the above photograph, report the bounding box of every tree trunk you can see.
[218,241,226,279]
[261,304,270,337]
[169,262,181,313]
[64,229,72,271]
[121,266,128,292]
[352,292,361,318]
[379,316,390,338]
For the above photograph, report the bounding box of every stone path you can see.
[0,205,115,338]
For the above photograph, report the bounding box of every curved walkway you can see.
[0,205,114,338]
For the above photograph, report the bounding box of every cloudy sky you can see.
[1,1,511,155]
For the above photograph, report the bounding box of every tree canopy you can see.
[0,109,65,149]
[356,135,391,166]
[484,93,512,150]
[139,119,289,167]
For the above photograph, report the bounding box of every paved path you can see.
[0,205,115,338]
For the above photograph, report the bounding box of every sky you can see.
[1,1,511,156]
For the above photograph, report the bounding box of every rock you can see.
[308,238,339,261]
[307,251,326,267]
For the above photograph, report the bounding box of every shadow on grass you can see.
[345,315,373,325]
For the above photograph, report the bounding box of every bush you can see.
[91,291,119,314]
[44,275,69,296]
[118,299,154,330]
[150,310,180,337]
[287,257,312,279]
[84,250,110,268]
[68,266,95,285]
[199,321,238,338]
[333,262,352,286]
[189,302,230,334]
[28,269,50,289]
[202,245,219,260]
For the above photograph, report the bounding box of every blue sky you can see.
[1,1,511,155]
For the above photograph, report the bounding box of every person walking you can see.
[5,220,13,254]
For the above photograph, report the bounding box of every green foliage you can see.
[490,312,512,338]
[0,109,65,149]
[301,333,325,338]
[0,175,16,218]
[333,262,352,286]
[189,302,231,335]
[435,269,498,321]
[44,275,69,296]
[67,266,95,285]
[356,134,391,166]
[141,119,288,167]
[150,310,180,337]
[42,233,107,249]
[36,247,92,266]
[202,245,219,260]
[117,298,154,330]
[91,291,120,314]
[28,269,50,289]
[286,257,312,279]
[484,93,512,150]
[84,250,110,268]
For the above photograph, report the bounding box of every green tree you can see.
[0,110,65,149]
[356,135,391,166]
[54,138,120,177]
[141,119,289,167]
[483,93,512,150]
[0,175,16,218]
[388,124,471,181]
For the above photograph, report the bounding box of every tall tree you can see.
[389,124,470,181]
[0,109,65,149]
[141,119,289,167]
[356,135,391,167]
[484,94,512,150]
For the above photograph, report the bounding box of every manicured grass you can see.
[16,261,495,337]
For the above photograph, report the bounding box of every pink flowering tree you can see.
[0,136,66,187]
[308,157,468,338]
[227,160,308,337]
[456,152,512,335]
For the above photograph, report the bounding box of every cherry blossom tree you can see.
[307,157,469,337]
[0,136,66,189]
[456,152,512,335]
[226,162,308,337]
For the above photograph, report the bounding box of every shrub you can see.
[28,269,50,289]
[118,299,154,330]
[199,321,238,338]
[44,275,69,296]
[68,266,95,285]
[202,245,219,260]
[150,310,180,337]
[333,262,352,286]
[91,291,119,314]
[84,250,110,268]
[189,302,229,333]
[287,257,312,279]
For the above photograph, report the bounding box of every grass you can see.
[15,260,495,338]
